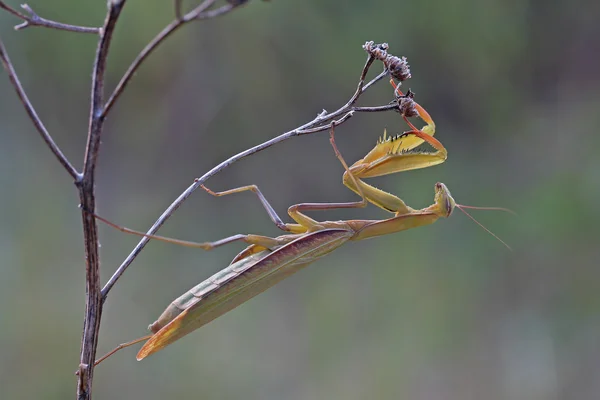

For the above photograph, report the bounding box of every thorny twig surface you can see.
[101,41,408,298]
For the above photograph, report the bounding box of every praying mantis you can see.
[90,81,511,366]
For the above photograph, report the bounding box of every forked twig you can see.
[103,0,241,118]
[0,38,80,180]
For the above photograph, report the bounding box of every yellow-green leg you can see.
[342,129,448,215]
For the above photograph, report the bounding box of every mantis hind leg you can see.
[88,210,293,250]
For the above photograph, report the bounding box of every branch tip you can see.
[20,3,33,13]
[103,0,249,118]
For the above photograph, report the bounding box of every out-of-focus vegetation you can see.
[1,1,599,399]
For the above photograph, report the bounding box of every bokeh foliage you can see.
[1,0,599,399]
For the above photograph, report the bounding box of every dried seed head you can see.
[363,41,389,61]
[386,55,411,82]
[397,89,418,118]
[363,42,411,83]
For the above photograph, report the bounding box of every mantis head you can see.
[433,182,456,218]
[432,182,514,251]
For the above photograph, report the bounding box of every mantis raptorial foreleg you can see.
[340,84,448,215]
[390,79,435,138]
[342,130,448,214]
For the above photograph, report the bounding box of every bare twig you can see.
[102,0,243,118]
[101,49,396,298]
[184,2,235,21]
[174,0,184,20]
[0,1,100,34]
[362,68,388,91]
[181,0,217,21]
[0,38,80,180]
[76,1,126,398]
[353,104,398,112]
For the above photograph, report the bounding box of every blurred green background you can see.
[1,0,599,399]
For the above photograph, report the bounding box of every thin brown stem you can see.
[76,1,126,399]
[102,19,183,118]
[353,104,398,112]
[296,111,355,135]
[184,2,234,21]
[181,0,218,21]
[362,68,388,91]
[101,50,397,298]
[0,1,100,34]
[174,0,184,20]
[0,38,80,180]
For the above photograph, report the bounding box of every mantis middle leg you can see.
[200,124,371,233]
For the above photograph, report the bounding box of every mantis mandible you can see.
[90,88,511,366]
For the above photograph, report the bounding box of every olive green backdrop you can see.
[1,1,599,399]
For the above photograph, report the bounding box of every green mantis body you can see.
[93,86,504,365]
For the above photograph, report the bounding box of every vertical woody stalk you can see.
[1,1,265,397]
[76,2,125,399]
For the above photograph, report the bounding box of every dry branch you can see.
[0,0,409,398]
